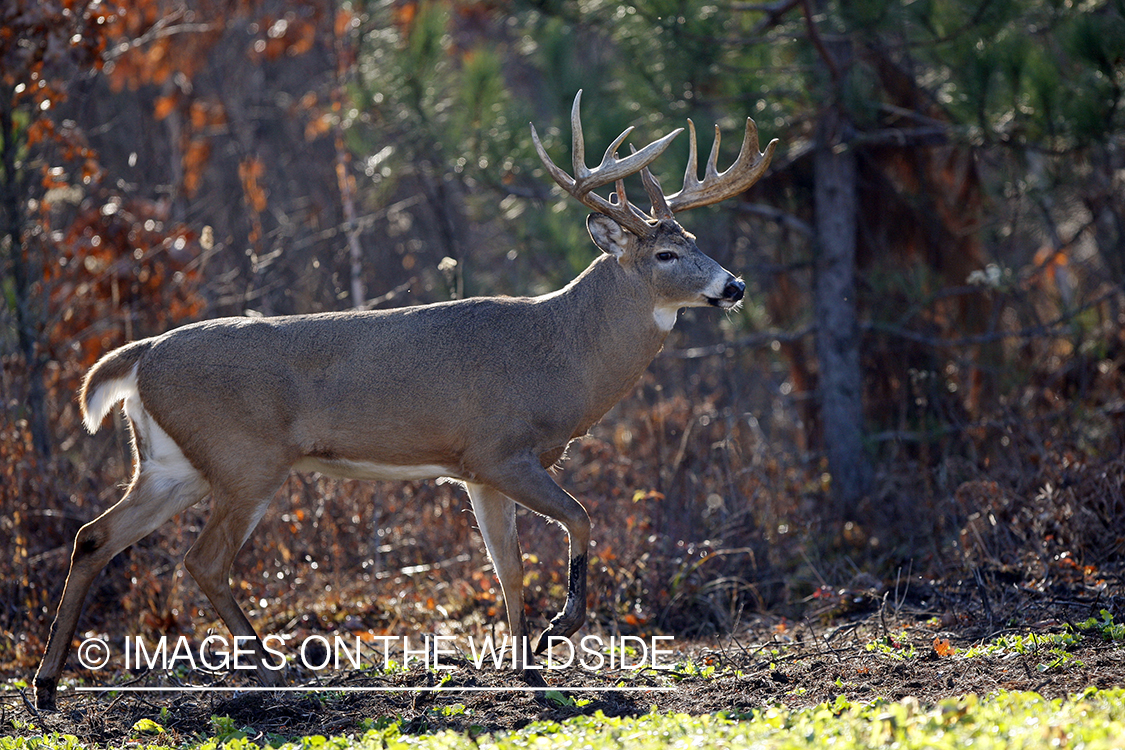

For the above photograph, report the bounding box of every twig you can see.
[1018,647,1036,680]
[866,282,1124,348]
[893,563,911,614]
[355,277,417,311]
[868,402,1125,444]
[974,567,996,630]
[664,325,814,359]
[800,0,840,82]
[803,617,842,663]
[824,620,863,643]
[726,632,752,660]
[665,271,1121,362]
[876,592,890,638]
[731,0,798,13]
[104,16,221,62]
[732,0,802,35]
[18,688,42,725]
[736,202,815,237]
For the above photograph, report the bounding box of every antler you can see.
[666,118,778,212]
[532,92,778,236]
[531,90,682,238]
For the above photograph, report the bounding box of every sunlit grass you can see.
[6,688,1125,750]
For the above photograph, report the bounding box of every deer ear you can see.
[587,214,633,259]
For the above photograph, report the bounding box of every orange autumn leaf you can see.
[305,113,332,141]
[153,93,178,120]
[335,8,354,37]
[181,139,211,197]
[290,21,316,56]
[394,1,417,29]
[239,157,268,212]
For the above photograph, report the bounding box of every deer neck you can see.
[549,254,671,423]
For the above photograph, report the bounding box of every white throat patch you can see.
[653,305,680,331]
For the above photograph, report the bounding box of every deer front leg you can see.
[478,456,590,660]
[534,552,587,654]
[465,482,546,688]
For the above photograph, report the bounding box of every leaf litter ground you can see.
[5,585,1124,746]
[5,430,1125,744]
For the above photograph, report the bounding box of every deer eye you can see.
[655,251,678,262]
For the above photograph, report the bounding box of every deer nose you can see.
[723,278,745,302]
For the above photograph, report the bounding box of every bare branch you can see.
[866,283,1124,348]
[356,277,419,311]
[105,20,221,62]
[735,202,815,237]
[800,0,840,82]
[666,281,1124,359]
[665,325,814,359]
[731,0,802,35]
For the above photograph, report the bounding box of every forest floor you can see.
[6,579,1123,746]
[5,426,1125,745]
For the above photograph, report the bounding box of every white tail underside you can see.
[83,365,140,434]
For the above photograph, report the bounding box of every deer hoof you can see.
[34,676,58,712]
[534,613,585,654]
[523,667,548,689]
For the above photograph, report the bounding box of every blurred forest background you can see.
[3,0,1125,676]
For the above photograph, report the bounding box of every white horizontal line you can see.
[73,685,675,693]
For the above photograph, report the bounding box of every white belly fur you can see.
[293,456,456,482]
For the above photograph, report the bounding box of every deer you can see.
[33,91,776,710]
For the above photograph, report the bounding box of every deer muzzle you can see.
[709,278,745,308]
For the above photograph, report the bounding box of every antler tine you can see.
[705,124,723,181]
[642,166,673,222]
[569,90,589,181]
[530,122,651,236]
[667,116,779,213]
[631,144,674,222]
[531,90,683,237]
[682,119,700,190]
[581,127,636,186]
[531,122,575,189]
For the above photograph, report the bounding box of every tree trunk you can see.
[813,110,869,517]
[1,86,51,457]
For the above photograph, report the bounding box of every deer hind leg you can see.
[477,455,590,657]
[182,470,288,688]
[465,482,546,687]
[34,462,209,710]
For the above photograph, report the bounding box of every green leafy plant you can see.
[208,716,252,744]
[433,703,467,717]
[130,719,165,736]
[864,631,917,659]
[1075,610,1125,642]
[960,631,1080,658]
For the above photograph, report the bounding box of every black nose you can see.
[723,279,745,301]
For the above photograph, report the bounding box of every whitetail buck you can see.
[34,91,776,710]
